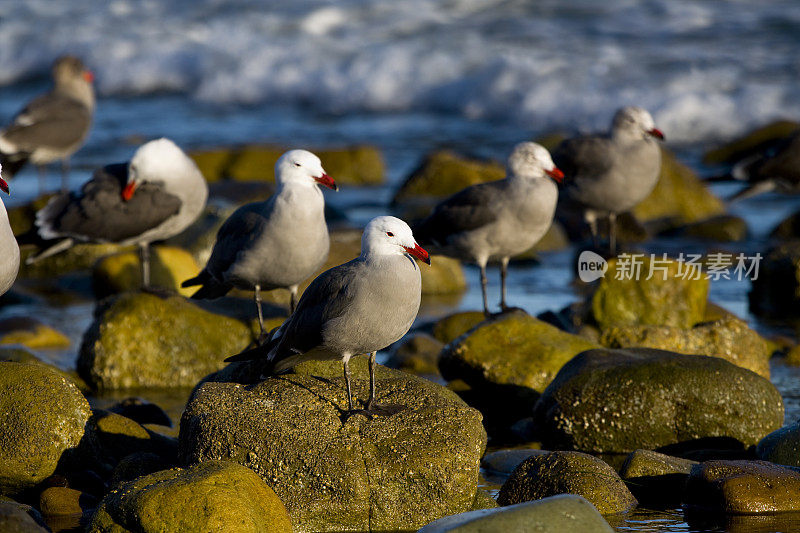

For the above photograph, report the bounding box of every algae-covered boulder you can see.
[181,359,486,532]
[703,120,800,165]
[385,333,443,376]
[634,147,725,224]
[433,311,487,344]
[0,316,70,349]
[393,150,504,203]
[750,241,800,319]
[667,215,748,242]
[418,494,613,533]
[600,315,771,378]
[592,256,709,329]
[533,348,784,453]
[92,245,201,297]
[190,144,384,185]
[497,451,637,515]
[88,460,292,533]
[78,292,252,390]
[0,500,48,532]
[39,486,96,517]
[0,362,92,495]
[18,243,123,279]
[619,449,697,505]
[685,460,800,514]
[756,419,800,468]
[86,410,176,469]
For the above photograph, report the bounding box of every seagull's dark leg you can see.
[254,284,265,339]
[139,242,151,288]
[479,262,490,317]
[289,285,298,315]
[608,212,617,256]
[60,158,70,192]
[499,257,523,314]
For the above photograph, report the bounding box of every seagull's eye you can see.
[294,162,301,167]
[386,232,394,237]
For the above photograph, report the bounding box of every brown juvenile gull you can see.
[182,149,338,336]
[0,56,95,191]
[554,106,664,254]
[413,142,563,316]
[0,165,20,297]
[725,130,800,202]
[28,138,208,287]
[225,215,430,418]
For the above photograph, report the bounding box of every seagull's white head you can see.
[361,216,430,265]
[275,149,338,191]
[507,142,564,183]
[611,106,665,142]
[123,138,199,201]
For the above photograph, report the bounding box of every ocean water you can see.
[1,2,800,532]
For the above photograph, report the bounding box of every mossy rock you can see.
[393,150,505,203]
[18,243,124,279]
[92,245,201,298]
[619,449,697,505]
[600,315,771,378]
[750,241,800,319]
[164,205,235,265]
[419,495,613,533]
[190,144,384,185]
[756,419,800,468]
[470,490,498,511]
[39,486,95,516]
[533,348,784,453]
[433,311,487,344]
[181,359,487,532]
[88,460,292,533]
[634,147,725,225]
[0,362,92,495]
[685,460,800,514]
[385,333,443,376]
[703,120,800,165]
[592,256,709,329]
[421,255,467,295]
[497,451,637,515]
[0,347,87,392]
[667,215,748,242]
[110,452,172,487]
[78,292,252,390]
[0,316,70,349]
[86,410,174,467]
[0,500,48,532]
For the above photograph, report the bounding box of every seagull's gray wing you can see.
[203,202,271,277]
[2,92,91,151]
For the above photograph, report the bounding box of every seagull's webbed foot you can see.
[498,304,525,315]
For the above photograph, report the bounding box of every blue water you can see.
[2,2,800,531]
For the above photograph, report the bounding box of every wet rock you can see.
[665,214,748,242]
[592,256,709,329]
[600,315,771,378]
[108,397,172,427]
[684,460,800,514]
[496,451,637,515]
[533,348,784,453]
[92,245,201,298]
[110,452,172,487]
[0,347,88,392]
[0,316,70,350]
[433,311,486,344]
[181,359,486,532]
[703,120,800,165]
[634,147,725,225]
[393,150,504,204]
[190,144,384,185]
[619,449,697,505]
[750,241,800,319]
[0,362,92,495]
[78,292,252,390]
[88,460,292,533]
[481,449,547,476]
[18,243,123,279]
[385,333,443,376]
[470,490,498,511]
[86,410,177,469]
[756,419,800,468]
[418,494,613,533]
[39,486,96,516]
[0,500,48,532]
[771,209,800,240]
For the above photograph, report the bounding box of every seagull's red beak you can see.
[122,182,136,201]
[648,128,665,140]
[83,70,94,83]
[314,173,338,191]
[0,177,8,195]
[546,166,565,183]
[403,243,430,265]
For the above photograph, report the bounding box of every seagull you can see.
[0,56,95,191]
[554,106,664,254]
[225,216,430,418]
[413,142,563,316]
[28,138,208,287]
[0,165,20,297]
[182,149,338,336]
[725,130,800,202]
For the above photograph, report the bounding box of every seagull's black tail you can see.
[182,272,231,300]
